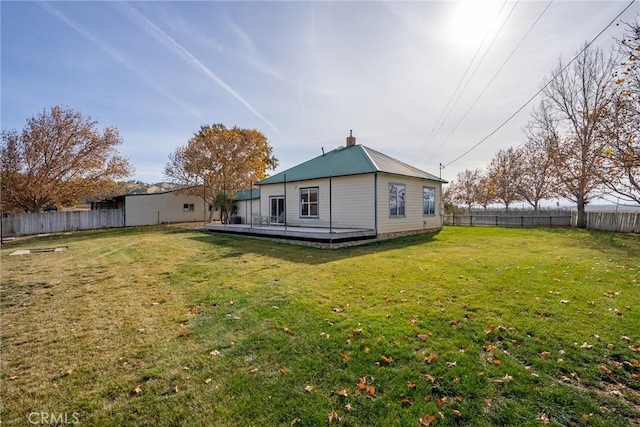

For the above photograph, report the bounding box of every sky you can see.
[2,0,638,189]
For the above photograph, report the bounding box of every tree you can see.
[487,147,521,211]
[475,171,496,210]
[0,105,133,213]
[164,123,278,223]
[213,192,237,225]
[539,44,617,228]
[597,20,640,204]
[519,102,561,210]
[449,168,482,211]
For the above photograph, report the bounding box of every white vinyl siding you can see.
[376,173,442,234]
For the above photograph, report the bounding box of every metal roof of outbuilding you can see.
[256,145,446,185]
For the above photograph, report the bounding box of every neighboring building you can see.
[237,132,447,237]
[92,188,215,226]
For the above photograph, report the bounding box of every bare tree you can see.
[449,168,482,211]
[475,171,496,210]
[518,102,561,210]
[488,147,521,211]
[1,105,133,213]
[540,44,617,228]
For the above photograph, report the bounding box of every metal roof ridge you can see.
[360,145,380,171]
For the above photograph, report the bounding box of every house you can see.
[208,132,446,243]
[92,187,215,226]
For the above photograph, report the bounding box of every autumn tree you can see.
[597,20,640,204]
[475,171,496,210]
[538,44,617,227]
[164,124,278,223]
[0,105,133,213]
[487,147,521,211]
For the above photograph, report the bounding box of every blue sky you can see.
[2,1,637,186]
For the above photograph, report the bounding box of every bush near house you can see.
[1,226,639,426]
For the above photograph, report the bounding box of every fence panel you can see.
[444,214,572,228]
[1,210,124,237]
[580,211,640,234]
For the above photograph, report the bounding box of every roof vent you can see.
[346,130,356,147]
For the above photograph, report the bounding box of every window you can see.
[389,183,405,217]
[423,186,436,215]
[183,203,194,212]
[300,187,319,218]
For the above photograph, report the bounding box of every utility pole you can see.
[439,163,444,179]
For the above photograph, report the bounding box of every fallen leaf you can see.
[456,395,463,402]
[368,386,376,397]
[290,418,300,426]
[205,378,212,384]
[419,414,436,426]
[304,385,314,392]
[453,409,462,417]
[580,342,593,349]
[451,320,459,329]
[133,385,142,394]
[599,364,612,375]
[492,359,501,366]
[407,381,416,389]
[436,396,447,408]
[174,385,181,393]
[210,350,221,357]
[631,373,640,381]
[345,403,354,411]
[537,413,550,424]
[425,374,436,383]
[425,353,439,364]
[338,388,349,397]
[341,353,350,363]
[629,345,640,353]
[540,351,551,359]
[382,356,393,365]
[364,347,371,354]
[249,368,259,374]
[9,375,18,381]
[484,398,493,406]
[280,368,289,375]
[357,377,367,390]
[484,345,497,351]
[446,361,457,368]
[560,300,569,304]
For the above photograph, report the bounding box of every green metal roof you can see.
[235,188,260,200]
[256,145,446,185]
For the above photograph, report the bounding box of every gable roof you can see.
[235,188,260,200]
[256,145,446,185]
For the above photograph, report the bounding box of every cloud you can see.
[38,1,206,123]
[114,2,281,135]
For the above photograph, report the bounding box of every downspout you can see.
[374,173,378,236]
[250,182,253,229]
[329,176,333,243]
[284,174,287,231]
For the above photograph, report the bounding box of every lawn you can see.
[1,226,639,426]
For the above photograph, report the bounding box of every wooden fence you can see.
[582,211,639,233]
[1,210,124,238]
[444,210,639,234]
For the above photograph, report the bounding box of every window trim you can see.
[299,187,319,219]
[423,186,436,216]
[388,182,406,218]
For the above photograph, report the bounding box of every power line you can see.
[433,0,553,158]
[443,0,637,169]
[431,0,521,159]
[417,1,508,160]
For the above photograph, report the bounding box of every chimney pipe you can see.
[346,130,356,147]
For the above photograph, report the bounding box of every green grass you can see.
[1,226,639,426]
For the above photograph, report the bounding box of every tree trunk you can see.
[576,194,587,229]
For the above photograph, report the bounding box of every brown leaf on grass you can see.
[452,377,460,384]
[174,385,181,393]
[407,381,417,389]
[536,413,550,424]
[249,368,259,374]
[540,351,551,359]
[484,326,496,334]
[492,359,502,366]
[357,377,368,390]
[629,345,640,353]
[382,356,393,365]
[453,409,462,417]
[341,353,350,363]
[631,373,640,381]
[205,378,212,384]
[290,418,301,426]
[599,364,613,375]
[456,395,463,402]
[419,414,436,426]
[338,388,349,397]
[446,361,457,368]
[210,350,221,356]
[132,385,142,394]
[9,375,18,381]
[410,316,419,325]
[436,396,447,408]
[345,403,354,411]
[425,374,436,383]
[280,368,289,375]
[368,386,376,397]
[484,398,492,406]
[450,320,459,330]
[425,353,439,364]
[364,347,371,354]
[582,414,589,422]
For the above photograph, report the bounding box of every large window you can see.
[300,187,319,218]
[423,186,436,216]
[389,183,405,217]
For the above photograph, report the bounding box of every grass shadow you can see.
[543,227,640,258]
[186,230,440,265]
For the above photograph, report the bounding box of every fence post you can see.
[521,216,524,227]
[470,215,473,226]
[495,215,498,226]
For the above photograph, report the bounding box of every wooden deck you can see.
[203,223,377,244]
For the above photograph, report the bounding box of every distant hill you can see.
[121,180,183,195]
